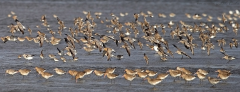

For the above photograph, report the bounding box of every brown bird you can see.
[41,72,54,80]
[143,53,149,65]
[104,73,118,84]
[35,67,46,75]
[138,40,143,50]
[93,70,105,78]
[68,70,78,77]
[137,71,149,79]
[167,69,181,82]
[18,69,31,79]
[17,37,25,42]
[221,52,236,63]
[5,69,18,75]
[75,71,86,83]
[125,69,137,75]
[105,67,116,74]
[176,67,192,74]
[195,71,206,84]
[208,77,221,88]
[217,72,230,82]
[54,68,66,75]
[180,73,196,85]
[84,69,93,76]
[215,69,231,74]
[156,73,169,80]
[197,69,208,75]
[145,77,162,90]
[122,73,136,86]
[145,70,157,77]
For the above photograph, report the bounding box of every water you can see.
[0,0,240,91]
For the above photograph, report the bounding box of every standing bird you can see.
[104,73,118,84]
[54,68,66,75]
[18,69,31,79]
[5,69,18,76]
[143,53,149,65]
[195,71,206,84]
[145,77,162,90]
[208,77,221,88]
[75,71,86,83]
[122,73,136,86]
[35,67,46,75]
[93,70,105,78]
[40,72,54,80]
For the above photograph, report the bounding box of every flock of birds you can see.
[5,67,231,90]
[2,10,239,90]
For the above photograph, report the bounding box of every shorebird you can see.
[215,69,231,74]
[22,54,34,60]
[103,47,115,61]
[25,36,33,41]
[125,69,137,75]
[220,46,225,53]
[217,72,231,82]
[104,73,118,84]
[122,73,136,86]
[17,37,25,42]
[173,44,191,59]
[48,54,56,59]
[40,71,54,80]
[221,52,236,63]
[145,70,157,77]
[138,40,143,50]
[5,69,18,76]
[93,70,105,78]
[18,69,31,79]
[167,69,181,82]
[181,73,196,85]
[4,35,17,43]
[208,77,221,88]
[54,68,65,75]
[195,71,206,84]
[105,67,116,74]
[75,71,86,83]
[135,69,144,73]
[143,53,149,65]
[68,70,78,77]
[217,38,226,46]
[60,56,66,63]
[137,71,148,80]
[156,73,169,80]
[176,67,192,75]
[84,69,93,76]
[35,67,46,75]
[197,69,208,75]
[145,77,162,90]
